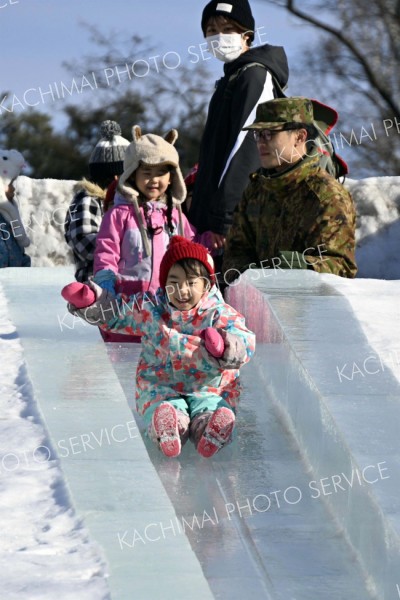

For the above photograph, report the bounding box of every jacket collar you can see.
[253,154,320,190]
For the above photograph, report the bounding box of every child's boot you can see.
[151,403,183,458]
[192,407,235,458]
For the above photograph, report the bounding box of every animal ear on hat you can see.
[164,129,178,146]
[132,125,142,141]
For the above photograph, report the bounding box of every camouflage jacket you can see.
[223,155,357,280]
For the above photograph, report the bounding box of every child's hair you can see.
[205,14,254,45]
[142,187,175,236]
[174,258,212,289]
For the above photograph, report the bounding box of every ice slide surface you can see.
[1,267,397,599]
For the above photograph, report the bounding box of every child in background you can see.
[0,149,31,268]
[64,120,130,283]
[92,126,212,298]
[65,236,255,458]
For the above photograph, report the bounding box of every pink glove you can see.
[61,282,96,308]
[203,327,225,358]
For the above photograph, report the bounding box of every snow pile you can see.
[12,174,400,279]
[348,177,400,239]
[14,176,76,268]
[346,177,400,279]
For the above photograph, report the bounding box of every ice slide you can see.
[0,267,399,600]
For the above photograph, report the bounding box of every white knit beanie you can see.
[118,125,186,204]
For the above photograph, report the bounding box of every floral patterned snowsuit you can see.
[100,286,256,426]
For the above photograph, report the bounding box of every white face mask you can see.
[206,33,244,63]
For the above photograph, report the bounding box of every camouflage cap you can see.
[243,97,314,131]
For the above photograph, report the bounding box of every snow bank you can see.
[12,175,400,278]
[14,176,76,268]
[346,177,400,279]
[0,285,110,600]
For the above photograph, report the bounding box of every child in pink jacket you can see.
[64,237,255,459]
[93,126,211,298]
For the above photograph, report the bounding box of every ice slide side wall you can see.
[226,270,400,600]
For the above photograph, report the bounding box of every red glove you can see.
[61,282,96,308]
[203,327,225,358]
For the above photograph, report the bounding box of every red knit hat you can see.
[159,236,215,289]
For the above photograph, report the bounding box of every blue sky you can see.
[1,0,313,128]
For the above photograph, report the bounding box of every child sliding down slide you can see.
[63,236,255,458]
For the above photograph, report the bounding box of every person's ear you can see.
[243,30,252,45]
[295,128,308,144]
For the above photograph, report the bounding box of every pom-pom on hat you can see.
[159,236,215,289]
[89,120,130,182]
[118,125,186,204]
[201,0,255,37]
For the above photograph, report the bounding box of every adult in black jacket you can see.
[189,0,289,256]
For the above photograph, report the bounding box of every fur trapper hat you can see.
[118,125,186,204]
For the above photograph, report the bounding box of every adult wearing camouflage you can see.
[222,97,357,281]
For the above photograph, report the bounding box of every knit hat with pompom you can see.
[89,120,130,181]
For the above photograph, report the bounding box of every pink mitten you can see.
[203,327,225,358]
[61,282,96,308]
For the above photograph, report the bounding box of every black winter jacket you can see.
[189,44,289,235]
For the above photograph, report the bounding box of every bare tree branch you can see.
[264,0,400,174]
[285,0,400,114]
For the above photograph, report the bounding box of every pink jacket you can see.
[94,192,212,295]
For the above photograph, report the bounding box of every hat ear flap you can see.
[164,129,178,146]
[132,125,142,141]
[168,167,187,205]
